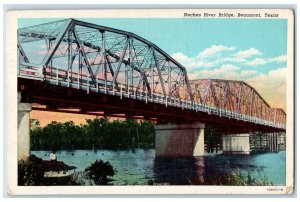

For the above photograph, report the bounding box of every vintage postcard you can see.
[6,9,294,195]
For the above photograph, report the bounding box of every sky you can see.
[19,18,288,124]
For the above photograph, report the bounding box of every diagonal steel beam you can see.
[17,43,29,63]
[111,38,129,86]
[152,48,166,96]
[105,55,115,78]
[42,19,73,67]
[72,28,97,85]
[183,70,194,101]
[106,48,151,93]
[203,80,211,104]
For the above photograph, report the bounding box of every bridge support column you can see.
[222,134,250,155]
[155,123,205,157]
[18,103,32,160]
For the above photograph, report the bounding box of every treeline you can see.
[30,118,155,150]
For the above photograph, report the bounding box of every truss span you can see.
[190,79,286,128]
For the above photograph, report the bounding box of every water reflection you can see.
[31,149,286,185]
[153,156,205,185]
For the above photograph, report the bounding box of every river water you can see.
[31,149,286,185]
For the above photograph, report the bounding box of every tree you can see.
[84,160,115,185]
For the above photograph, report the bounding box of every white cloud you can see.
[245,58,267,66]
[268,55,287,63]
[232,48,262,60]
[171,45,237,70]
[219,64,240,71]
[245,55,287,66]
[171,52,214,69]
[172,47,266,70]
[188,64,258,81]
[199,45,235,58]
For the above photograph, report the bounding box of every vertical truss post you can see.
[146,89,148,103]
[67,29,72,88]
[151,58,154,101]
[56,67,58,85]
[120,85,123,99]
[77,55,80,89]
[128,39,131,96]
[17,44,20,74]
[97,77,99,93]
[80,51,82,88]
[237,83,242,114]
[168,60,171,96]
[101,31,107,94]
[131,40,134,96]
[113,82,115,95]
[260,101,263,120]
[87,75,90,94]
[274,108,277,124]
[184,78,187,102]
[47,39,53,77]
[249,89,254,117]
[125,63,128,95]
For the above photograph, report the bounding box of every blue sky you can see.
[18,18,288,109]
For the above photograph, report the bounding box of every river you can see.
[31,149,286,185]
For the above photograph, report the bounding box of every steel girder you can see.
[190,79,286,126]
[17,18,193,101]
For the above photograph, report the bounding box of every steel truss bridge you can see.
[17,19,286,133]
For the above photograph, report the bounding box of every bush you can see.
[18,155,45,186]
[188,169,273,185]
[84,160,115,185]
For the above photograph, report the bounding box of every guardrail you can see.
[17,65,286,130]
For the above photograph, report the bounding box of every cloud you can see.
[198,45,235,58]
[245,67,287,110]
[245,55,287,66]
[171,45,236,70]
[245,58,267,66]
[172,47,268,70]
[171,52,214,69]
[188,64,258,80]
[232,48,262,61]
[268,55,287,63]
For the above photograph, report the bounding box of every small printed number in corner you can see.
[267,188,283,192]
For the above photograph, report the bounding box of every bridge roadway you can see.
[18,77,284,134]
[17,19,286,158]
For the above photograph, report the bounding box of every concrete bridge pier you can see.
[18,92,32,160]
[222,134,251,155]
[154,123,205,157]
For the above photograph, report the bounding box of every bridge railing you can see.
[17,65,286,130]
